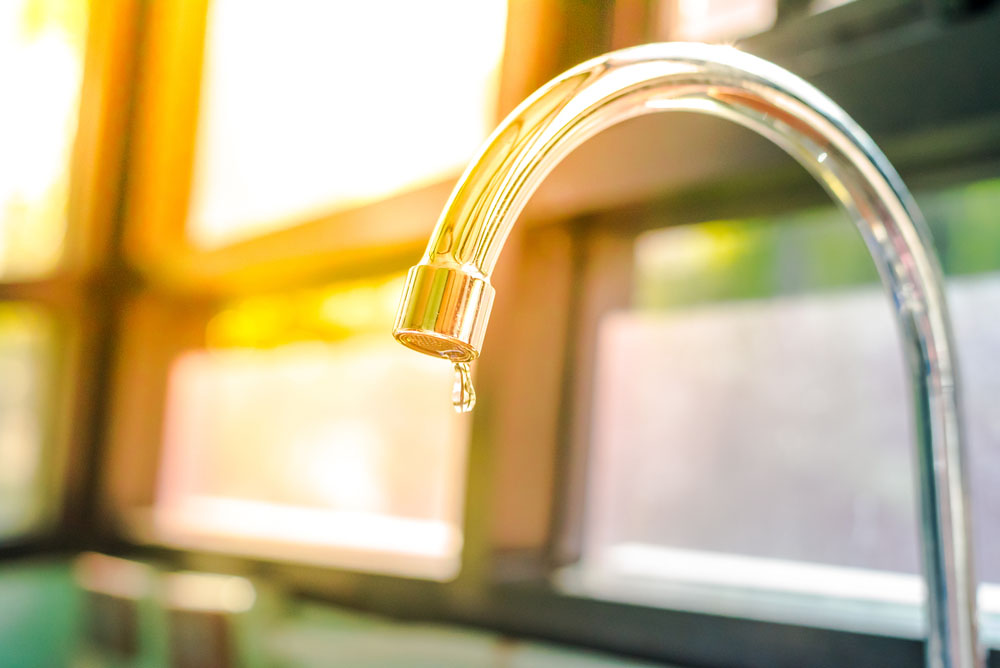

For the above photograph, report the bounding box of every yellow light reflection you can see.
[189,0,508,248]
[0,0,88,279]
[205,274,405,347]
[636,221,745,275]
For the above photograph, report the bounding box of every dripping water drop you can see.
[452,362,476,413]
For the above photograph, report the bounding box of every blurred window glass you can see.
[155,276,469,580]
[0,302,56,540]
[575,176,1000,631]
[654,0,860,43]
[0,0,88,279]
[188,0,508,248]
[657,0,777,42]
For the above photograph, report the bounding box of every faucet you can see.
[392,43,980,668]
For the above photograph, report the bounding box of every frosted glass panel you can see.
[157,336,469,580]
[578,177,1000,628]
[188,0,507,248]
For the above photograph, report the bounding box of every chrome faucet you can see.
[392,43,979,668]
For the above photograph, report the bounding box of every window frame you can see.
[100,0,614,525]
[89,0,1000,667]
[120,0,597,297]
[0,0,144,553]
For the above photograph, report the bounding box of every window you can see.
[188,0,507,248]
[107,1,507,582]
[567,176,1000,638]
[154,278,470,579]
[0,0,88,279]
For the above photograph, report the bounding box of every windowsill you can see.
[121,505,461,582]
[557,544,1000,647]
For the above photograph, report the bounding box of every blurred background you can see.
[2,0,1000,666]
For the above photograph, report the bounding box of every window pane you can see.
[0,302,57,540]
[188,0,507,248]
[657,0,776,42]
[588,288,916,572]
[155,277,470,580]
[0,0,88,279]
[575,177,1000,631]
[653,0,863,43]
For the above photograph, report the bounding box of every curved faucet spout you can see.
[393,42,979,668]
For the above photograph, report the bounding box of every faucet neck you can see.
[394,43,978,667]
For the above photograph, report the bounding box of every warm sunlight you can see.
[0,0,88,278]
[188,0,508,248]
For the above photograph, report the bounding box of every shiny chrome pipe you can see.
[393,43,979,667]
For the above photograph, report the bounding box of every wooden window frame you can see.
[0,0,144,553]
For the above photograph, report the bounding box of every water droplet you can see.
[452,362,476,413]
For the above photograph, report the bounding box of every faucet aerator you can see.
[393,264,494,362]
